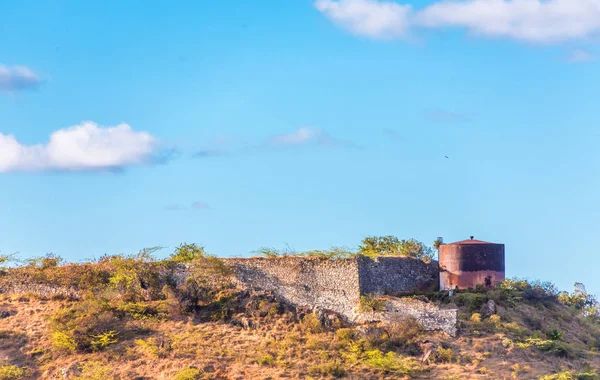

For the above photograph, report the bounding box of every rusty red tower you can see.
[439,237,505,290]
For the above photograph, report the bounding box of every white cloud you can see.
[316,0,600,44]
[267,127,324,145]
[0,121,160,173]
[566,49,594,62]
[315,0,412,39]
[0,65,41,91]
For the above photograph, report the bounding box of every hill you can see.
[0,249,599,379]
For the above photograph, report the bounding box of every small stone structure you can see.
[224,256,457,336]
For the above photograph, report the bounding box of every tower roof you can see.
[446,237,499,245]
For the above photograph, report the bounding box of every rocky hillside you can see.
[0,248,599,379]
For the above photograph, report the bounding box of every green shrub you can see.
[452,292,488,313]
[300,314,325,334]
[335,328,356,343]
[359,296,386,313]
[363,349,422,374]
[547,328,563,341]
[256,354,275,366]
[432,346,454,363]
[538,371,600,380]
[73,361,111,380]
[0,363,28,380]
[49,295,122,352]
[90,330,118,351]
[115,301,167,320]
[135,337,172,358]
[50,330,77,352]
[25,253,64,270]
[359,236,434,262]
[308,362,346,377]
[172,367,203,380]
[515,338,575,358]
[169,244,207,263]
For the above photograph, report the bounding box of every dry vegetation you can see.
[1,246,600,379]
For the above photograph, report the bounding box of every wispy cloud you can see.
[192,149,227,158]
[0,65,41,92]
[193,127,355,159]
[426,109,470,122]
[267,127,355,148]
[316,0,600,44]
[566,49,594,63]
[267,127,324,146]
[166,202,209,211]
[0,121,164,173]
[192,135,248,159]
[191,201,209,210]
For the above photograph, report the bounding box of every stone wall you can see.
[223,256,456,336]
[223,257,361,319]
[356,297,458,337]
[357,256,439,295]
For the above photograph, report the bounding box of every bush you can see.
[90,330,118,351]
[363,349,422,374]
[359,296,386,313]
[488,314,501,325]
[452,292,488,313]
[308,362,346,377]
[50,295,122,352]
[73,361,111,380]
[25,253,64,270]
[135,337,172,359]
[359,236,434,262]
[432,346,454,363]
[300,314,325,334]
[385,317,422,347]
[256,354,275,366]
[547,328,563,341]
[0,363,28,380]
[470,313,482,323]
[169,244,207,263]
[172,367,203,380]
[115,301,167,320]
[335,328,356,343]
[50,330,77,352]
[539,371,600,380]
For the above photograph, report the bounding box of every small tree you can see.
[358,236,435,262]
[169,243,208,263]
[558,282,600,323]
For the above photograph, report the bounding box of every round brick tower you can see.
[439,237,505,290]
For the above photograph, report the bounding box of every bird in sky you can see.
[445,156,449,159]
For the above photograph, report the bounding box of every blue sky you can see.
[1,0,599,294]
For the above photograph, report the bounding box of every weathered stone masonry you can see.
[356,256,439,295]
[224,257,361,319]
[223,256,457,336]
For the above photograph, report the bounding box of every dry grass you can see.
[1,260,600,379]
[0,294,599,379]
